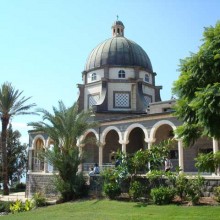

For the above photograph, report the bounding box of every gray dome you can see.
[85,36,153,72]
[112,20,124,27]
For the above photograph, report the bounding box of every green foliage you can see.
[213,186,220,202]
[103,182,121,199]
[32,192,46,208]
[173,21,220,145]
[150,186,175,205]
[146,170,165,188]
[6,125,28,184]
[0,201,13,213]
[185,175,204,205]
[149,139,174,170]
[55,172,88,201]
[10,200,23,214]
[15,182,26,190]
[130,149,149,175]
[174,173,188,200]
[102,140,175,201]
[195,152,215,173]
[195,151,220,174]
[9,199,33,214]
[23,199,33,211]
[29,101,96,201]
[129,180,146,201]
[0,82,36,195]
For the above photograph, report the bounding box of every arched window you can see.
[118,70,125,78]
[33,139,45,172]
[91,73,97,81]
[145,74,150,82]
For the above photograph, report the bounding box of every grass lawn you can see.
[1,199,220,220]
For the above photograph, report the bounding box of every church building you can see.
[26,20,218,197]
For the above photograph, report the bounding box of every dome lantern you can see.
[112,17,125,37]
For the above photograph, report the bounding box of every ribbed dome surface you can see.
[85,36,153,72]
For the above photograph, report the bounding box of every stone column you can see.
[119,140,129,154]
[213,139,219,153]
[145,138,155,171]
[44,160,48,173]
[77,144,84,172]
[213,139,219,175]
[177,139,184,173]
[145,138,155,150]
[99,143,104,168]
[28,147,34,172]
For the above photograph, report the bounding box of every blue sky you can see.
[0,0,220,144]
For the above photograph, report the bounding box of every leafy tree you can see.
[28,101,97,201]
[195,151,220,174]
[0,82,36,195]
[6,124,27,184]
[172,21,220,146]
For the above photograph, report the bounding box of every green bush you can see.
[213,186,220,203]
[32,192,46,207]
[0,201,13,213]
[174,173,188,200]
[185,175,204,205]
[150,186,175,205]
[103,182,121,200]
[10,200,23,214]
[129,180,145,201]
[15,182,26,190]
[10,199,33,214]
[55,172,88,201]
[23,199,33,211]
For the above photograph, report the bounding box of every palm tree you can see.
[29,101,97,201]
[0,82,36,195]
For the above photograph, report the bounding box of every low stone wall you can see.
[203,178,220,197]
[89,175,220,197]
[26,173,220,198]
[26,173,58,198]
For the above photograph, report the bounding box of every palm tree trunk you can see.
[1,117,9,195]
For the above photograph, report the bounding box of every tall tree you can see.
[6,124,28,184]
[172,21,220,146]
[29,101,97,201]
[0,82,36,195]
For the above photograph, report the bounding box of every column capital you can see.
[144,138,155,143]
[119,140,129,145]
[175,138,183,142]
[76,143,85,148]
[98,142,105,147]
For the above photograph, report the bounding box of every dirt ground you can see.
[173,196,219,206]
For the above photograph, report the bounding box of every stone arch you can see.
[80,128,99,144]
[124,123,148,142]
[82,129,99,171]
[101,126,122,164]
[32,135,46,149]
[45,137,54,148]
[100,126,122,144]
[150,120,177,141]
[32,135,45,172]
[150,120,178,171]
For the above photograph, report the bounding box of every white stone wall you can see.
[139,70,152,84]
[87,69,104,83]
[84,83,102,109]
[108,83,135,111]
[109,67,135,79]
[149,101,174,114]
[142,85,155,102]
